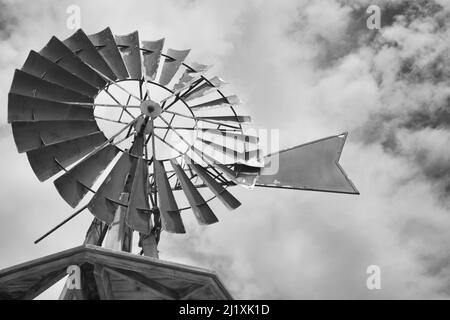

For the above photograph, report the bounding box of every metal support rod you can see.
[104,88,137,120]
[59,101,140,108]
[162,110,240,129]
[153,126,240,132]
[154,133,184,156]
[95,115,129,125]
[162,113,176,141]
[34,204,89,244]
[150,118,158,207]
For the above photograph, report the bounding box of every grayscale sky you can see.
[1,0,450,299]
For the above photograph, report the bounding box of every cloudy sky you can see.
[1,0,450,299]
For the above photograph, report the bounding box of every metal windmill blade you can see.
[8,27,358,262]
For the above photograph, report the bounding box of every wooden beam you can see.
[59,286,84,300]
[0,245,232,300]
[179,283,207,300]
[0,250,85,284]
[80,263,100,300]
[104,267,180,300]
[83,245,215,278]
[20,269,67,300]
[93,264,114,300]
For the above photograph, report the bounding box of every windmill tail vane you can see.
[7,27,359,255]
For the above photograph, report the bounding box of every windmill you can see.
[0,28,358,300]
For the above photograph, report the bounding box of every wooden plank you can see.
[104,267,179,300]
[20,269,67,300]
[83,245,217,278]
[59,286,84,300]
[85,253,209,288]
[179,283,207,300]
[93,264,114,300]
[58,284,70,300]
[0,246,86,282]
[80,263,100,300]
[0,250,85,300]
[0,245,233,300]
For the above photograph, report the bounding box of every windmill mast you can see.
[84,121,161,258]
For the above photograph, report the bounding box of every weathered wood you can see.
[59,286,84,300]
[80,263,100,299]
[20,269,67,300]
[0,251,84,283]
[93,264,114,300]
[104,266,179,300]
[58,284,70,300]
[83,245,220,279]
[0,245,232,300]
[180,283,207,300]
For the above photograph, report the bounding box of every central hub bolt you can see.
[140,99,162,118]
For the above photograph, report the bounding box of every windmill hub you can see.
[140,99,161,118]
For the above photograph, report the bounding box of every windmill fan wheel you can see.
[8,27,359,238]
[7,28,265,235]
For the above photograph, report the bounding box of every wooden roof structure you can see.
[0,245,232,300]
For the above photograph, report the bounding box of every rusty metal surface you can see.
[40,36,106,89]
[54,144,119,208]
[12,120,99,153]
[159,48,190,86]
[63,29,116,81]
[173,62,210,91]
[10,69,92,103]
[171,159,218,225]
[114,31,142,80]
[154,160,185,233]
[257,133,359,194]
[183,76,226,102]
[26,131,106,182]
[142,38,165,81]
[190,95,240,110]
[8,93,93,122]
[196,115,251,123]
[89,27,129,80]
[188,161,241,210]
[126,158,152,234]
[88,151,136,225]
